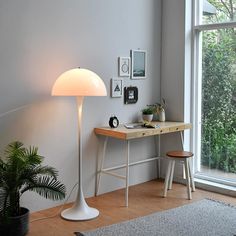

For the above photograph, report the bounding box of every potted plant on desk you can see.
[142,107,154,122]
[148,98,166,122]
[0,141,66,236]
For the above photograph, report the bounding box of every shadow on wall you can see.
[0,98,76,151]
[0,97,108,211]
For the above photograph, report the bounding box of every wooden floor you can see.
[29,180,236,236]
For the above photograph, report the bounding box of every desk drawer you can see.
[169,125,185,132]
[127,127,169,139]
[158,128,170,134]
[127,130,155,139]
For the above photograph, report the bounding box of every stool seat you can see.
[166,151,193,158]
[163,150,195,200]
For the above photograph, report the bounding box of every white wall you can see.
[0,0,162,212]
[161,0,192,178]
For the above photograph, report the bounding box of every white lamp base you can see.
[61,204,99,221]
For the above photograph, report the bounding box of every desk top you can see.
[94,121,191,140]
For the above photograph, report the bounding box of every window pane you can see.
[201,0,236,24]
[201,28,236,181]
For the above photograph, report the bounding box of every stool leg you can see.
[184,159,192,200]
[163,160,172,197]
[189,158,195,192]
[168,160,175,190]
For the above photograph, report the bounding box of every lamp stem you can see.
[60,96,99,221]
[77,96,83,194]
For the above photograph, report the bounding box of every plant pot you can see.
[142,114,153,122]
[159,110,165,122]
[0,207,29,236]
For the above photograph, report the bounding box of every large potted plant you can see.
[0,141,66,236]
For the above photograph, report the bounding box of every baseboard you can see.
[172,176,236,197]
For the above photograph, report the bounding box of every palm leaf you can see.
[21,166,58,180]
[0,187,9,216]
[18,166,59,190]
[0,158,6,169]
[4,141,25,159]
[23,146,42,165]
[21,176,66,201]
[0,159,7,186]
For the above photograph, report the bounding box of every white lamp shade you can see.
[52,68,107,96]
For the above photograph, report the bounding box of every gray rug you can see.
[75,199,236,236]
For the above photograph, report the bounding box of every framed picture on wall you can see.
[111,78,123,98]
[119,57,130,77]
[131,49,147,79]
[124,86,138,104]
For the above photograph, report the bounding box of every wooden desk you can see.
[94,121,191,206]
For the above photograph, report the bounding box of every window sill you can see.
[174,176,236,197]
[194,177,236,197]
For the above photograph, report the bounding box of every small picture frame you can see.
[111,78,123,98]
[119,57,130,77]
[131,49,147,79]
[124,86,138,104]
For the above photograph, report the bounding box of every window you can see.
[202,0,236,24]
[193,0,236,187]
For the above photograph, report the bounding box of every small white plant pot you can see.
[159,110,165,122]
[142,114,153,122]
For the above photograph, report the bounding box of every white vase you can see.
[142,114,153,122]
[159,110,165,122]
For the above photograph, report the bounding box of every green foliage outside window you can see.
[201,0,236,173]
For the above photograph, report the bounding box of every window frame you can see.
[192,0,236,187]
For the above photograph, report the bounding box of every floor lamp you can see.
[52,68,107,221]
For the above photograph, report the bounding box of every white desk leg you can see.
[154,136,161,179]
[125,140,130,207]
[157,136,161,179]
[180,131,184,149]
[96,136,108,196]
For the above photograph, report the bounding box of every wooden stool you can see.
[163,151,195,200]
